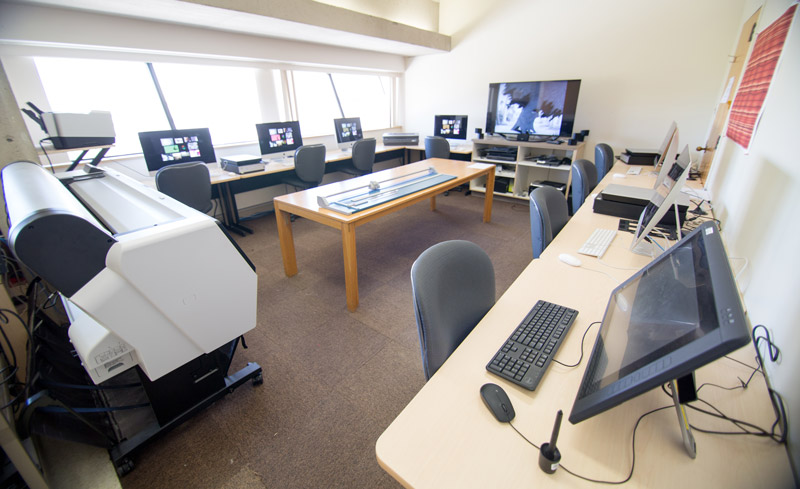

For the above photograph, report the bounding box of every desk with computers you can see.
[375,123,792,486]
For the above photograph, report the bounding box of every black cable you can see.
[39,137,56,173]
[510,405,672,485]
[553,321,600,368]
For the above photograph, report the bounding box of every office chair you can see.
[529,186,569,259]
[424,136,450,159]
[425,136,465,195]
[595,143,614,181]
[281,144,326,191]
[340,137,377,176]
[570,159,598,214]
[410,240,495,380]
[155,161,213,214]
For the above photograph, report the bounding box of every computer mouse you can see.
[558,253,582,267]
[480,383,515,423]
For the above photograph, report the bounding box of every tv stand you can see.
[470,137,585,200]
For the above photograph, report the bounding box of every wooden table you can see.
[375,162,793,488]
[272,158,496,311]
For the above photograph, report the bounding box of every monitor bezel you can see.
[256,121,304,159]
[485,79,581,138]
[569,221,750,424]
[433,115,469,140]
[139,128,216,172]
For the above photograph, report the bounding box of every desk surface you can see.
[375,163,793,488]
[272,158,494,312]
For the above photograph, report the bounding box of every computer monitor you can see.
[256,121,303,162]
[654,122,679,188]
[485,80,581,140]
[569,220,750,455]
[630,145,693,255]
[139,128,216,172]
[333,117,363,151]
[433,115,468,140]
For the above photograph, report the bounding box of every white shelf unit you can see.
[470,137,585,200]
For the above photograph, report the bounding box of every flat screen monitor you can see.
[485,80,581,139]
[654,122,679,188]
[631,145,693,254]
[139,128,216,172]
[333,117,363,151]
[434,115,468,140]
[256,121,303,161]
[569,220,750,425]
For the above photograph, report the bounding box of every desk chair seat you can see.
[411,240,495,380]
[595,143,614,181]
[570,159,598,214]
[530,186,569,258]
[281,144,326,191]
[340,137,377,176]
[155,162,213,213]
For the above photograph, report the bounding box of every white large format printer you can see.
[1,161,261,470]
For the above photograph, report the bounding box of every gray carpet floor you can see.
[119,192,533,489]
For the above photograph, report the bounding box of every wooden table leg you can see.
[483,169,495,223]
[274,204,298,277]
[342,223,359,311]
[430,195,436,211]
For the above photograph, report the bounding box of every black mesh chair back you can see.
[155,162,213,213]
[425,136,450,159]
[282,144,326,190]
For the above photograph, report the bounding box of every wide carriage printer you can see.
[382,132,419,145]
[220,154,265,174]
[1,162,261,468]
[594,183,690,225]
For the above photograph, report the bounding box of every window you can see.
[291,70,395,137]
[153,63,262,146]
[34,57,168,157]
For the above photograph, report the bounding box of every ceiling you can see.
[10,0,450,56]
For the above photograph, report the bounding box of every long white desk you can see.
[375,162,794,488]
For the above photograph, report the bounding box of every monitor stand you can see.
[670,375,697,458]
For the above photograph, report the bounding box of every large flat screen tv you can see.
[569,221,750,425]
[485,80,581,139]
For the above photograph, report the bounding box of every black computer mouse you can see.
[480,383,515,423]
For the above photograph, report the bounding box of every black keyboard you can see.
[486,300,578,390]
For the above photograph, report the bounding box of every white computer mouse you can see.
[613,173,626,178]
[558,253,582,267]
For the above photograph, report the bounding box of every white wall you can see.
[706,0,800,475]
[405,0,745,163]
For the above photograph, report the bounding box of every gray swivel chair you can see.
[424,136,450,159]
[425,136,465,195]
[155,161,213,213]
[529,186,569,259]
[594,143,614,181]
[340,137,377,176]
[570,159,598,214]
[281,144,326,191]
[410,240,495,380]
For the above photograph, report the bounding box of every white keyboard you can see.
[626,167,642,175]
[578,228,617,258]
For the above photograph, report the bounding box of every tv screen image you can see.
[139,128,216,172]
[434,115,468,140]
[256,121,303,160]
[485,80,581,138]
